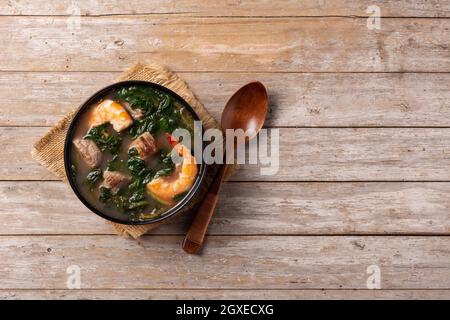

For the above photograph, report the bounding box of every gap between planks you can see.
[0,288,448,292]
[1,289,449,300]
[0,0,448,18]
[0,234,448,237]
[0,288,448,291]
[6,126,450,128]
[6,180,450,182]
[2,70,450,74]
[2,14,450,19]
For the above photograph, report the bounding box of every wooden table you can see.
[0,0,449,300]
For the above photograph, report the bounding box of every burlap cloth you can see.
[31,63,224,239]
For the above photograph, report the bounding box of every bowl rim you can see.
[64,80,207,225]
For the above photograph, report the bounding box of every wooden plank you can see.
[0,17,448,72]
[1,289,449,300]
[1,0,448,17]
[2,72,450,127]
[6,127,450,181]
[1,181,449,235]
[0,236,448,289]
[0,127,56,180]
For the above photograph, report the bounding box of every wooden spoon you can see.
[182,82,269,254]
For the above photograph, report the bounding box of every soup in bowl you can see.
[64,81,206,225]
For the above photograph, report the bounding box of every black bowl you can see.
[64,80,207,225]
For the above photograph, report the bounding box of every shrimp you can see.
[90,99,133,132]
[146,136,198,205]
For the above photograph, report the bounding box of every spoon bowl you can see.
[221,81,269,140]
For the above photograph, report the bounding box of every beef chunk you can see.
[129,132,158,160]
[73,138,102,169]
[101,171,131,193]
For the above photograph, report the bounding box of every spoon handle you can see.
[182,164,228,254]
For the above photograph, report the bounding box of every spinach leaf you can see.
[84,124,122,154]
[99,182,150,217]
[128,147,139,157]
[127,147,155,178]
[157,95,171,113]
[139,210,163,220]
[85,168,102,189]
[128,200,150,210]
[158,151,175,174]
[106,155,125,171]
[119,86,186,138]
[116,86,161,112]
[99,186,133,212]
[126,149,153,210]
[99,147,155,217]
[127,155,147,176]
[153,167,173,179]
[129,116,157,139]
[173,191,189,202]
[99,186,113,202]
[70,164,77,180]
[151,151,175,179]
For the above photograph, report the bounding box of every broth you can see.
[70,85,197,222]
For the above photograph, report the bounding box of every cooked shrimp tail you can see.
[89,99,133,132]
[146,134,198,204]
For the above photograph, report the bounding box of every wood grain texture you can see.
[0,17,449,72]
[240,128,450,181]
[0,236,448,289]
[1,289,449,300]
[1,0,449,299]
[2,71,450,127]
[1,0,448,17]
[0,181,449,235]
[6,127,450,181]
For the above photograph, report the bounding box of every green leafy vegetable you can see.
[101,190,127,211]
[127,156,147,177]
[84,124,122,154]
[138,209,164,220]
[129,116,156,140]
[99,186,113,203]
[155,151,175,178]
[116,86,161,112]
[70,164,77,180]
[128,200,150,210]
[117,86,187,139]
[100,147,154,216]
[128,147,138,157]
[125,148,153,211]
[106,155,125,171]
[153,167,173,179]
[99,183,150,217]
[161,151,176,167]
[157,95,171,113]
[85,168,102,189]
[173,191,189,202]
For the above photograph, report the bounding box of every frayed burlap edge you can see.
[31,63,227,239]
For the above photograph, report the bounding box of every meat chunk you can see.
[120,100,144,120]
[73,138,102,169]
[129,132,158,160]
[101,171,131,193]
